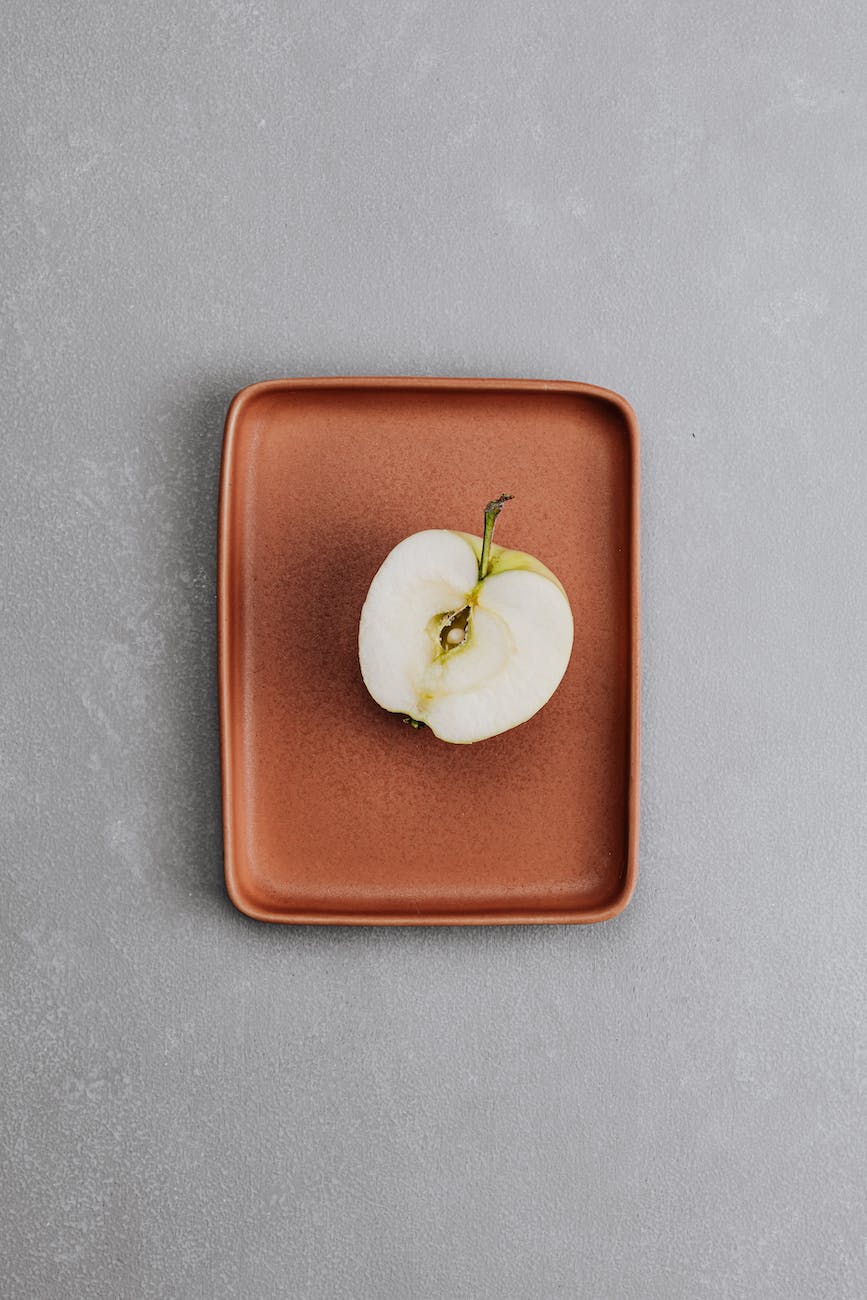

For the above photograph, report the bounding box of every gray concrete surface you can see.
[2,2,865,1297]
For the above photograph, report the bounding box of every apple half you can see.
[358,496,574,743]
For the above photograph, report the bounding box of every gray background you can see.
[2,1,865,1296]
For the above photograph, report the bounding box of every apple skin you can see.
[358,525,574,745]
[453,531,569,591]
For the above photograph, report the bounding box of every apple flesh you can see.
[358,496,574,743]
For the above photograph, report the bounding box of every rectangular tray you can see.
[218,377,640,924]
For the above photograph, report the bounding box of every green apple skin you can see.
[453,532,569,592]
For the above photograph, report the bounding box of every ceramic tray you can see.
[218,377,640,924]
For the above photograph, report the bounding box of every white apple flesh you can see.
[358,496,574,743]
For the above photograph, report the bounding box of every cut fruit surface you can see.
[358,522,574,744]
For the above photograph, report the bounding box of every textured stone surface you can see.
[2,2,865,1296]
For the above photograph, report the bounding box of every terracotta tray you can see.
[218,377,640,925]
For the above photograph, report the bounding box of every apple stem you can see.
[478,494,514,581]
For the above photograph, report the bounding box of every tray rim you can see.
[218,375,641,926]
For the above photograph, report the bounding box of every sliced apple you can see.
[358,496,574,743]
